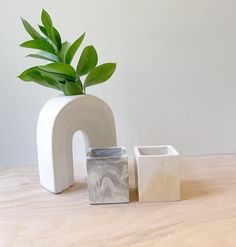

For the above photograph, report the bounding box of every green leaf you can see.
[39,25,61,51]
[59,41,70,62]
[38,25,47,36]
[18,67,39,81]
[38,62,76,80]
[41,9,53,30]
[21,17,43,40]
[59,80,83,95]
[65,32,85,64]
[38,70,67,82]
[76,45,98,77]
[84,63,116,88]
[18,67,60,90]
[53,27,62,51]
[41,9,54,41]
[20,39,56,54]
[26,51,60,62]
[40,74,60,90]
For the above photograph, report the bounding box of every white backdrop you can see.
[0,0,236,165]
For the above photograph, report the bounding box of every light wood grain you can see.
[1,155,236,247]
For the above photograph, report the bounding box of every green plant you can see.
[18,9,116,95]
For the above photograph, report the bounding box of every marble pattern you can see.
[86,147,129,204]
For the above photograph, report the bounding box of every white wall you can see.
[0,0,236,165]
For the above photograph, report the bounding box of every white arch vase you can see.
[37,94,117,193]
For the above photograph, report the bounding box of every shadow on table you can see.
[181,179,223,200]
[129,188,138,203]
[61,182,87,194]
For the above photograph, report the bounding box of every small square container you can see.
[86,147,129,204]
[134,145,180,202]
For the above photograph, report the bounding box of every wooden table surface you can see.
[1,155,236,247]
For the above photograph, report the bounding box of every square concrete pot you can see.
[134,145,180,202]
[86,147,129,204]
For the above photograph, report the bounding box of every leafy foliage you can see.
[18,9,116,95]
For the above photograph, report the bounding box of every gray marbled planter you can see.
[86,147,129,204]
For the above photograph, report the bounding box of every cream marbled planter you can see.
[86,147,129,204]
[134,145,180,202]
